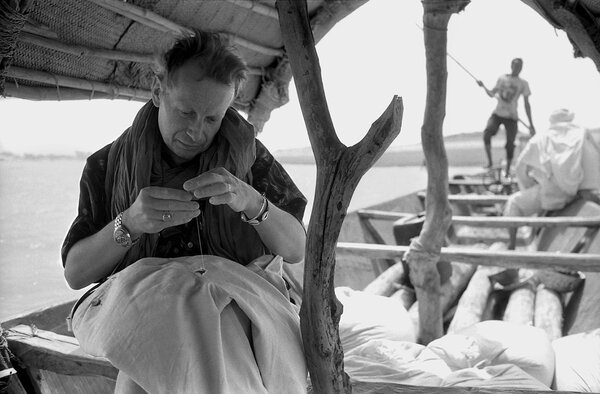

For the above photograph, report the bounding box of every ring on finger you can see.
[227,183,232,193]
[162,211,172,222]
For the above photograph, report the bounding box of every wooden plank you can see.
[2,300,76,335]
[357,209,600,228]
[336,242,600,272]
[448,178,515,187]
[418,191,509,204]
[453,215,600,228]
[350,380,579,393]
[357,214,396,276]
[28,368,115,394]
[6,325,118,380]
[357,209,417,221]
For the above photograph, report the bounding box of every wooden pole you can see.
[20,32,155,64]
[277,1,403,392]
[3,81,148,102]
[6,66,152,100]
[405,0,469,345]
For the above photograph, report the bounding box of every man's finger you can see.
[146,186,195,201]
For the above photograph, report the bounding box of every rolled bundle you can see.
[534,284,563,342]
[503,269,537,326]
[448,242,508,333]
[409,262,477,335]
[447,265,504,333]
[362,261,407,297]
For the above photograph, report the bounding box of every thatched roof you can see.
[0,0,367,132]
[1,0,599,133]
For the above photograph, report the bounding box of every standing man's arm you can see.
[523,96,535,136]
[477,80,498,98]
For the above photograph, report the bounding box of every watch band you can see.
[240,193,269,226]
[113,212,139,247]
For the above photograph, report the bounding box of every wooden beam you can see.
[19,31,154,63]
[6,325,118,380]
[357,209,600,228]
[454,215,600,228]
[352,379,581,393]
[337,242,600,272]
[87,0,284,57]
[3,81,148,102]
[6,66,152,100]
[418,191,510,204]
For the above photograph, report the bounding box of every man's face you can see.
[511,59,523,75]
[152,59,235,165]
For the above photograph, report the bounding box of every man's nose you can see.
[186,119,205,142]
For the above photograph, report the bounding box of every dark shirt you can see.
[61,139,306,267]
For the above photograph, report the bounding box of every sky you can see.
[1,0,599,155]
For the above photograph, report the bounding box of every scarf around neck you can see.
[105,100,266,270]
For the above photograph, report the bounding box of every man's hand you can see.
[183,167,262,217]
[124,187,200,237]
[476,80,484,87]
[529,125,536,137]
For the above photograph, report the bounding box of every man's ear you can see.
[151,76,162,107]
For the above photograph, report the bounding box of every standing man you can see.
[478,57,535,176]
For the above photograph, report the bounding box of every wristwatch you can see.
[113,212,139,247]
[241,193,269,226]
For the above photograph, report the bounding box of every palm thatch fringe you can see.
[0,0,33,96]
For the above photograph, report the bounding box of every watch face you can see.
[114,228,131,246]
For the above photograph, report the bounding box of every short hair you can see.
[512,58,523,64]
[155,29,248,96]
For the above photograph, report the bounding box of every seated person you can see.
[504,108,600,218]
[62,29,308,394]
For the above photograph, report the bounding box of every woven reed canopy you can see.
[0,0,368,132]
[1,0,599,133]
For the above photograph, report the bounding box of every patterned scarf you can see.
[105,100,265,270]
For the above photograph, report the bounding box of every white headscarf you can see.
[549,108,575,124]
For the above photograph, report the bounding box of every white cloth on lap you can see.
[72,255,307,394]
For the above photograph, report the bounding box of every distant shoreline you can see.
[274,131,524,168]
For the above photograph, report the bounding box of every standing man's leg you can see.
[483,114,501,168]
[504,118,518,176]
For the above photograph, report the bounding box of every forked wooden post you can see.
[405,0,469,345]
[276,1,403,392]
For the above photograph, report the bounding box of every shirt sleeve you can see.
[61,144,112,267]
[522,80,531,97]
[251,140,307,224]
